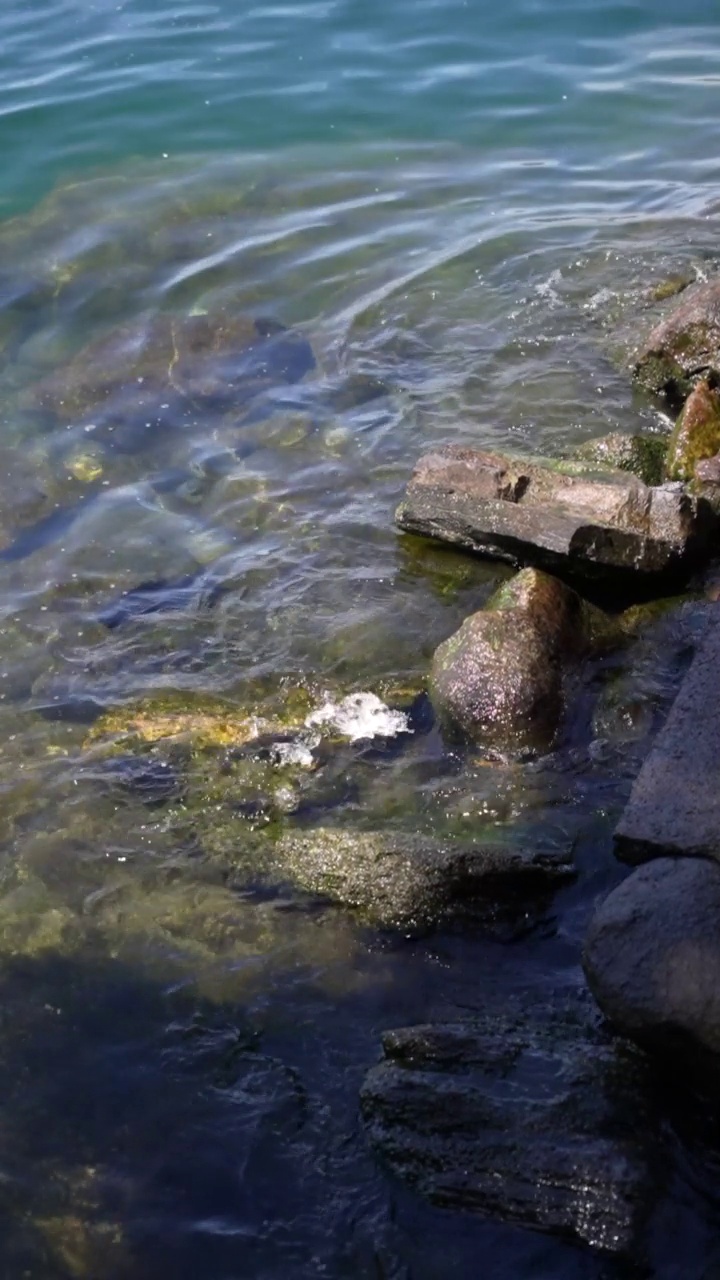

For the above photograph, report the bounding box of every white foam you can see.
[305,692,411,742]
[273,738,317,768]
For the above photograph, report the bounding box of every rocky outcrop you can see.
[614,609,720,864]
[429,567,600,751]
[633,278,720,404]
[665,378,720,483]
[396,445,716,588]
[271,826,574,929]
[583,858,720,1065]
[360,1000,660,1254]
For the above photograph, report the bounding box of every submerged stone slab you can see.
[361,1003,659,1254]
[396,446,716,586]
[615,610,720,863]
[272,827,574,929]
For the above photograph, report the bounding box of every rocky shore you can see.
[357,275,720,1252]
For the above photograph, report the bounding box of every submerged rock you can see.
[30,310,316,452]
[429,567,605,752]
[270,826,574,929]
[584,858,720,1067]
[96,569,227,629]
[360,1000,660,1254]
[665,377,720,483]
[396,445,715,588]
[633,277,720,404]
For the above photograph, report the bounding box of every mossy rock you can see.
[665,378,720,482]
[573,432,668,487]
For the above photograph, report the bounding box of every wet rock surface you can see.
[666,378,720,483]
[633,278,720,404]
[614,608,720,863]
[270,826,574,929]
[396,445,716,588]
[360,998,660,1255]
[572,431,668,486]
[584,858,720,1065]
[429,567,599,752]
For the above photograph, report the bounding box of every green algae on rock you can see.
[665,377,720,482]
[633,277,720,404]
[573,431,668,487]
[430,567,607,753]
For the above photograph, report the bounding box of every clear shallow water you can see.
[0,1,720,1276]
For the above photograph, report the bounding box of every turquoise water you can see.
[0,1,720,1277]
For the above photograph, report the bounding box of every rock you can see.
[583,858,720,1065]
[573,431,667,486]
[270,825,574,929]
[360,1000,660,1254]
[429,567,606,752]
[695,453,720,511]
[614,609,720,863]
[96,569,228,629]
[30,310,316,450]
[665,378,720,482]
[396,445,716,589]
[633,278,720,404]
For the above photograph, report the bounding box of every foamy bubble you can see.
[305,692,411,742]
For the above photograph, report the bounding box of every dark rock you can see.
[97,570,227,629]
[272,826,574,929]
[396,445,716,588]
[695,452,720,511]
[584,858,720,1064]
[665,378,720,482]
[360,1000,660,1254]
[614,610,720,863]
[429,567,598,752]
[633,278,720,404]
[96,753,183,805]
[573,431,667,486]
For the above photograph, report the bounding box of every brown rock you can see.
[633,278,720,403]
[665,378,720,482]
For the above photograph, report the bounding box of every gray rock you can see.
[573,431,668,486]
[360,1002,660,1254]
[583,857,720,1062]
[396,446,715,587]
[272,826,574,929]
[429,567,600,752]
[615,609,720,863]
[633,278,720,403]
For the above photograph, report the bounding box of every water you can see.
[0,0,719,1275]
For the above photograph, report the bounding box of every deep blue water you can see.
[0,2,719,1278]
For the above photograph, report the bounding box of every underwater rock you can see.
[270,826,574,929]
[429,567,604,752]
[96,569,227,628]
[584,858,720,1066]
[573,431,668,487]
[30,310,316,451]
[665,378,720,483]
[360,999,660,1254]
[633,277,720,404]
[396,445,716,588]
[93,753,183,805]
[614,608,720,864]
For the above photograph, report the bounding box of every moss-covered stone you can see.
[665,378,720,482]
[430,568,609,753]
[633,278,720,404]
[573,432,668,486]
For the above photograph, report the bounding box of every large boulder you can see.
[361,1000,660,1254]
[583,858,720,1065]
[573,431,667,486]
[665,377,720,483]
[396,445,716,589]
[614,609,720,864]
[633,278,720,404]
[429,567,602,752]
[269,825,574,929]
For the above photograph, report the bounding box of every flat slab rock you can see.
[272,827,574,930]
[361,1002,660,1255]
[615,608,720,862]
[396,445,716,585]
